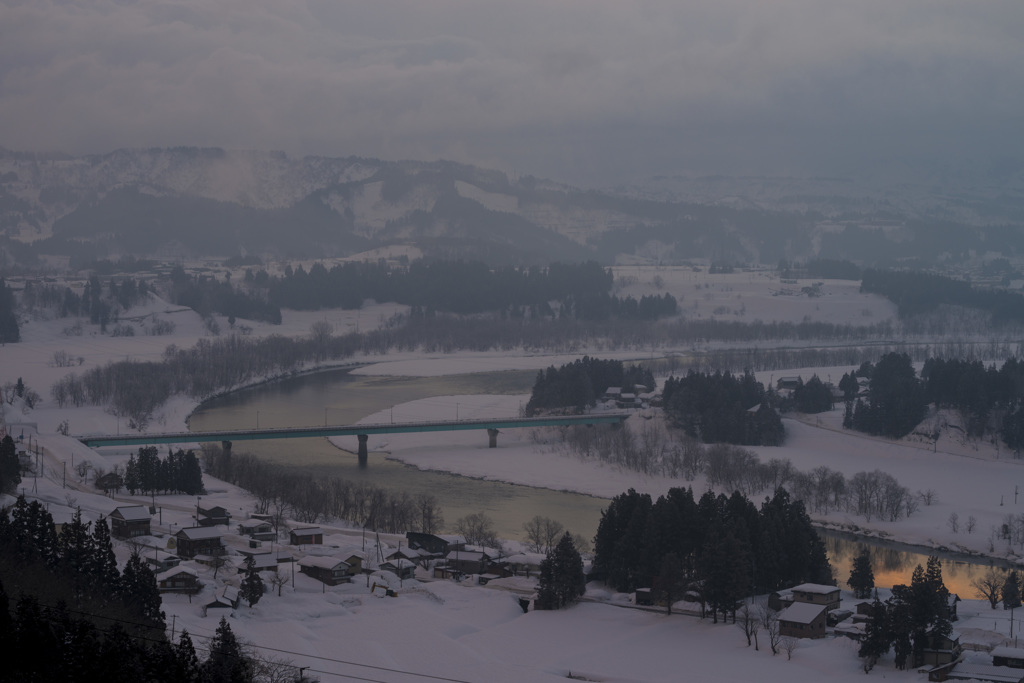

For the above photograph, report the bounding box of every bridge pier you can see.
[222,440,232,455]
[357,434,369,467]
[487,428,499,448]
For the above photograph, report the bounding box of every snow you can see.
[5,268,1024,681]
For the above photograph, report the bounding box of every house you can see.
[338,549,368,574]
[380,559,416,581]
[109,505,151,539]
[993,646,1024,669]
[197,505,232,527]
[237,518,276,542]
[406,532,466,556]
[919,629,964,667]
[386,546,430,567]
[616,393,637,409]
[790,583,842,612]
[504,552,544,578]
[298,556,352,585]
[444,549,492,575]
[776,376,802,392]
[603,387,622,401]
[777,602,827,639]
[155,566,201,594]
[206,585,241,610]
[932,662,1024,683]
[236,553,279,573]
[175,526,225,559]
[289,527,324,545]
[145,550,182,573]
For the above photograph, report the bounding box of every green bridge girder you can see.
[76,413,631,448]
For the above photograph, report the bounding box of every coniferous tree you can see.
[204,616,254,683]
[848,548,875,599]
[0,434,20,494]
[240,555,265,608]
[119,551,165,631]
[173,630,205,683]
[859,596,891,672]
[1004,570,1022,611]
[537,532,586,610]
[87,517,121,590]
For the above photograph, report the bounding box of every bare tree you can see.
[918,488,938,506]
[948,512,960,534]
[781,636,799,660]
[735,602,760,650]
[967,515,977,534]
[523,515,564,554]
[758,603,782,655]
[269,570,289,598]
[972,567,1005,609]
[454,512,500,549]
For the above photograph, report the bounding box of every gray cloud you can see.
[1,0,1021,187]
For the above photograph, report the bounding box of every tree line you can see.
[202,444,444,535]
[123,446,204,496]
[554,422,917,523]
[663,370,785,446]
[858,556,952,672]
[593,487,833,622]
[525,356,655,415]
[861,268,1024,324]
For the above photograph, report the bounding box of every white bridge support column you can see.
[357,434,369,466]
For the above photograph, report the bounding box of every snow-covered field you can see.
[3,268,1022,681]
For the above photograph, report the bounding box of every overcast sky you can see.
[2,0,1022,187]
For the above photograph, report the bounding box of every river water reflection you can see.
[189,366,1004,591]
[188,367,609,542]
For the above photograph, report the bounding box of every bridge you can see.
[77,413,631,464]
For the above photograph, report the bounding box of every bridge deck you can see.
[77,413,631,447]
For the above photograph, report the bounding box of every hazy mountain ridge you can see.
[2,147,1023,267]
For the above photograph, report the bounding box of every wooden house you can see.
[145,550,182,573]
[236,553,279,573]
[919,629,963,667]
[237,518,276,542]
[156,566,201,594]
[197,505,232,527]
[444,549,491,575]
[110,505,151,539]
[381,559,416,581]
[289,527,324,545]
[790,583,842,611]
[405,532,466,556]
[992,646,1024,669]
[778,602,827,639]
[175,526,225,559]
[298,556,352,585]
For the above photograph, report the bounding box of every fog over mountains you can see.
[2,147,1023,268]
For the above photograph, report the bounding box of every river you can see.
[189,365,1003,593]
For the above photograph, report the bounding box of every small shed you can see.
[289,527,324,546]
[110,505,151,539]
[778,602,827,639]
[919,629,963,667]
[145,550,182,573]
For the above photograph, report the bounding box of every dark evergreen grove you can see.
[525,356,655,416]
[124,446,204,496]
[0,496,266,682]
[592,487,832,622]
[858,556,951,672]
[0,277,19,343]
[0,434,21,494]
[861,268,1024,324]
[662,370,785,446]
[846,352,928,439]
[536,532,586,610]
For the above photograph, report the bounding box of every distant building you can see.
[790,583,842,612]
[778,602,827,639]
[992,645,1024,669]
[109,505,151,539]
[156,566,201,594]
[197,505,232,527]
[298,556,352,585]
[406,532,466,556]
[289,527,324,545]
[175,526,225,559]
[237,518,276,542]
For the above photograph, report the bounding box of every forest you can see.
[592,487,833,622]
[662,371,785,446]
